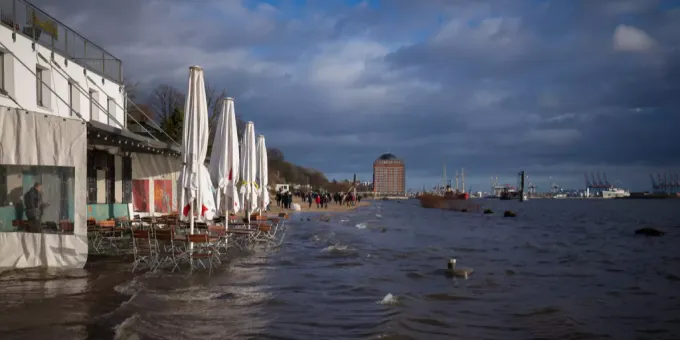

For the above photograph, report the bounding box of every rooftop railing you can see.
[0,0,123,84]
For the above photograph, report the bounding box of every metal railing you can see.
[0,0,122,84]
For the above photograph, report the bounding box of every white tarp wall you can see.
[0,107,87,269]
[131,153,181,216]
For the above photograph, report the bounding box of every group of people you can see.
[275,190,295,209]
[274,190,363,210]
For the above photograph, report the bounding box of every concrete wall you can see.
[0,25,125,128]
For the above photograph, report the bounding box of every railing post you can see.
[102,51,105,74]
[119,61,123,84]
[12,0,16,31]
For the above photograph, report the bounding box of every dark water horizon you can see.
[1,199,679,340]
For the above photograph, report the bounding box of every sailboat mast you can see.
[442,163,447,189]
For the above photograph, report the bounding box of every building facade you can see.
[0,1,180,269]
[373,153,405,196]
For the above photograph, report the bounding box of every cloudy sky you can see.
[37,0,680,192]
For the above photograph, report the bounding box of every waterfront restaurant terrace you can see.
[0,0,122,84]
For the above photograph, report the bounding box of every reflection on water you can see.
[1,199,679,339]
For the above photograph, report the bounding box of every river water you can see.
[1,199,679,340]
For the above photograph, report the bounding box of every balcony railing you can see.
[0,0,122,84]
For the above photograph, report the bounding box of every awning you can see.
[87,120,181,157]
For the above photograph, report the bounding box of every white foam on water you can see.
[96,293,139,320]
[322,244,349,252]
[149,289,224,302]
[114,277,145,296]
[377,293,398,305]
[113,313,140,340]
[355,222,368,229]
[376,214,382,218]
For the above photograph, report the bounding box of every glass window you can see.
[36,67,44,106]
[89,90,98,121]
[68,81,75,116]
[0,52,4,92]
[0,164,75,234]
[107,97,115,126]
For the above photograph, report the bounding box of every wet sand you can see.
[267,196,370,214]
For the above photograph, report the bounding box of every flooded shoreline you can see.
[1,199,679,339]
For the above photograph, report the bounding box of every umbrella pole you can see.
[189,200,194,251]
[216,190,222,216]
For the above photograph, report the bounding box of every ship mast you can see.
[455,171,459,191]
[461,168,465,193]
[442,162,447,190]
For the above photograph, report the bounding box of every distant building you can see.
[373,153,405,195]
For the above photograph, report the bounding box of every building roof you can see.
[376,153,400,161]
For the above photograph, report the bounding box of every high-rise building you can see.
[373,153,405,195]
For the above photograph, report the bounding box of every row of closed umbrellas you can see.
[178,66,270,234]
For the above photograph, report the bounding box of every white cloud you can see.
[432,17,531,56]
[613,25,656,52]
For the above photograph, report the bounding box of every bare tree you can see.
[151,84,185,122]
[124,79,141,103]
[205,82,228,124]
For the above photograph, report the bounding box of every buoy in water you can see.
[447,258,474,279]
[635,227,665,236]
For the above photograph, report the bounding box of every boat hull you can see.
[418,194,480,212]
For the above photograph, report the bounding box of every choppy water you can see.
[1,199,679,340]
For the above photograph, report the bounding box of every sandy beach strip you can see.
[266,197,370,214]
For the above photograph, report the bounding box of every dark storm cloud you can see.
[30,0,680,190]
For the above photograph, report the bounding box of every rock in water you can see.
[504,210,517,217]
[635,227,665,236]
[484,209,494,214]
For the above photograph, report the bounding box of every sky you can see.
[35,0,680,192]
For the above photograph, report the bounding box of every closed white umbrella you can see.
[256,135,270,213]
[208,97,241,215]
[240,122,258,222]
[178,66,216,235]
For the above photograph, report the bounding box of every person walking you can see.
[24,182,46,233]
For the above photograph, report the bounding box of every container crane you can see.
[650,174,659,192]
[591,172,599,189]
[596,172,605,188]
[603,173,612,188]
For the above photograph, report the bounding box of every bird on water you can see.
[448,258,474,279]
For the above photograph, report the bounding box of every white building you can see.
[0,1,180,270]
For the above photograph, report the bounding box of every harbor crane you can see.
[591,173,599,189]
[596,172,605,188]
[603,173,612,188]
[650,174,659,192]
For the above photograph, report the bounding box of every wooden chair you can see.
[59,220,74,233]
[183,234,220,274]
[154,230,182,272]
[131,230,157,272]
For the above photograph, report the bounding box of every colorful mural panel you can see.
[154,180,173,213]
[132,179,149,212]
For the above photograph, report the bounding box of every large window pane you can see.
[0,164,75,234]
